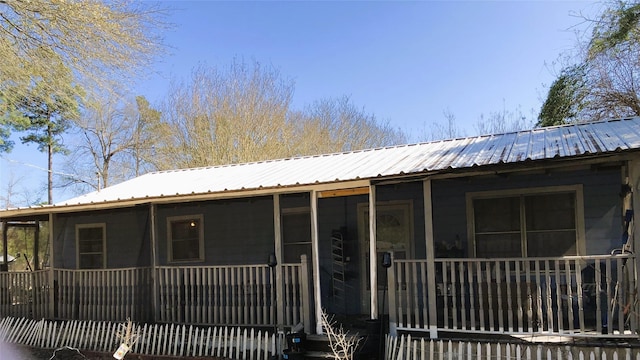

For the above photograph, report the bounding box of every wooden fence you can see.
[0,316,281,359]
[384,334,640,360]
[389,254,639,338]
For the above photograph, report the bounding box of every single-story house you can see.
[1,117,639,342]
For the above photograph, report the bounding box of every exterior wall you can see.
[53,206,151,269]
[377,182,426,259]
[155,195,275,266]
[431,166,623,257]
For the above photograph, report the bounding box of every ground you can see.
[12,345,230,360]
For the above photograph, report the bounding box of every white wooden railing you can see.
[53,267,153,322]
[156,259,311,328]
[389,254,639,338]
[0,260,311,329]
[156,264,273,326]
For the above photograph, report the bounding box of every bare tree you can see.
[539,1,640,124]
[418,108,466,142]
[0,0,167,150]
[291,96,406,155]
[153,60,295,169]
[66,93,161,192]
[475,102,535,135]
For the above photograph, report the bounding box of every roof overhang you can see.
[1,151,634,221]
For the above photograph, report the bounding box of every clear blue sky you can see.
[1,0,601,205]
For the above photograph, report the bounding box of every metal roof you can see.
[9,117,640,212]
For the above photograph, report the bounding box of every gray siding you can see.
[156,196,275,266]
[53,206,151,269]
[431,167,623,257]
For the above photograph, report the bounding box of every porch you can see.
[0,256,312,333]
[389,253,639,339]
[1,253,637,340]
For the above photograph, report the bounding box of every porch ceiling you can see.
[3,117,640,217]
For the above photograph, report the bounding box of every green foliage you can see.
[588,1,640,58]
[539,1,640,122]
[0,0,166,153]
[537,65,587,127]
[7,60,81,155]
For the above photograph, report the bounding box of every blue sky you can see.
[1,0,601,205]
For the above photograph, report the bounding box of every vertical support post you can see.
[300,254,312,334]
[628,159,640,332]
[34,220,40,271]
[387,252,398,335]
[48,213,55,319]
[311,190,323,334]
[150,203,158,323]
[273,194,284,329]
[1,220,7,272]
[32,220,40,317]
[423,179,439,339]
[369,183,378,319]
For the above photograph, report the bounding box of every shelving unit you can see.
[331,230,346,303]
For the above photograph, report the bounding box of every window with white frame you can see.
[168,215,204,262]
[76,223,106,269]
[468,186,582,258]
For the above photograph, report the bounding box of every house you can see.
[1,117,639,343]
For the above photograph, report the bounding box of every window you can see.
[468,186,583,258]
[281,207,312,263]
[168,215,204,262]
[76,223,106,269]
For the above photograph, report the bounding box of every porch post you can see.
[423,179,438,339]
[311,190,323,334]
[300,254,312,334]
[369,183,378,319]
[1,220,7,272]
[48,213,55,318]
[387,252,397,335]
[629,159,640,332]
[273,194,284,329]
[34,220,40,271]
[150,203,158,323]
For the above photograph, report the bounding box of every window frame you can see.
[466,185,585,258]
[280,206,312,264]
[76,223,107,269]
[167,214,205,263]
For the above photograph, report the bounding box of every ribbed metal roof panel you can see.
[45,117,640,208]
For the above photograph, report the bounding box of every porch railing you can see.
[1,260,310,329]
[156,264,273,326]
[156,260,310,328]
[389,254,638,338]
[54,267,153,322]
[0,270,49,319]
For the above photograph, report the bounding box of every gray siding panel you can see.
[156,196,275,266]
[53,206,151,269]
[431,167,623,257]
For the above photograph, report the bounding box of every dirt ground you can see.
[11,345,231,360]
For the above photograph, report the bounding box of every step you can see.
[303,351,334,359]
